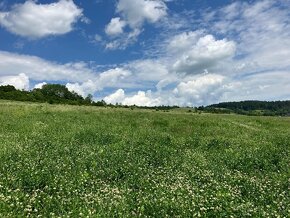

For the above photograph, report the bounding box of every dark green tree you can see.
[84,94,93,104]
[0,85,16,92]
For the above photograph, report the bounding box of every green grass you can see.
[0,101,289,217]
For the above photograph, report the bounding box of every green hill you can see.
[201,100,290,116]
[0,101,289,217]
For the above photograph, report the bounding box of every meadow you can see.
[0,101,289,217]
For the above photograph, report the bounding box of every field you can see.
[0,101,289,217]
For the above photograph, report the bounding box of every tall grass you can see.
[0,101,289,217]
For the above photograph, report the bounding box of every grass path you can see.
[228,120,262,131]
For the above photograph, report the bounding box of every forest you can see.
[200,100,290,116]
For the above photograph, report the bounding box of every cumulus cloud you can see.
[105,17,126,36]
[116,0,167,28]
[34,82,47,89]
[66,80,96,97]
[0,51,94,82]
[173,74,226,105]
[122,90,161,106]
[171,34,236,74]
[0,73,29,90]
[104,89,125,104]
[104,0,167,50]
[98,68,131,86]
[66,68,131,97]
[0,0,83,38]
[0,51,134,97]
[127,59,169,81]
[167,31,203,55]
[103,74,227,107]
[104,89,161,106]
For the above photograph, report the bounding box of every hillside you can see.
[201,100,290,116]
[0,101,289,217]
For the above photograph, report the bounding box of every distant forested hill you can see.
[200,100,290,116]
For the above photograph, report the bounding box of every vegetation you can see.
[0,85,180,111]
[0,84,105,106]
[0,101,289,217]
[200,100,290,116]
[2,85,290,117]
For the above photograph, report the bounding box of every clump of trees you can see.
[0,84,106,106]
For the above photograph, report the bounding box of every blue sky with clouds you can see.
[0,0,289,106]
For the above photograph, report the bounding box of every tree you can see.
[38,84,84,102]
[40,84,69,98]
[84,94,93,104]
[0,85,16,92]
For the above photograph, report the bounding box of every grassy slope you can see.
[0,101,289,217]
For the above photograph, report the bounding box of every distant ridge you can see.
[200,100,290,116]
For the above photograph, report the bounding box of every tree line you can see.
[0,84,106,106]
[199,100,290,116]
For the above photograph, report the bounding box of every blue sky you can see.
[0,0,290,106]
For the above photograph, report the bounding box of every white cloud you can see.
[66,68,131,97]
[171,34,236,74]
[105,28,142,50]
[220,71,290,102]
[34,82,47,89]
[0,73,29,90]
[104,89,125,104]
[210,0,290,71]
[0,51,94,82]
[0,50,137,97]
[103,74,226,107]
[66,80,96,97]
[0,0,83,38]
[173,74,226,105]
[174,74,224,96]
[105,17,126,36]
[102,67,290,107]
[104,89,162,106]
[127,59,169,81]
[99,68,131,85]
[116,0,167,28]
[122,90,161,106]
[167,31,203,55]
[104,0,167,50]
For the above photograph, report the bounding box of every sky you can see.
[0,0,290,106]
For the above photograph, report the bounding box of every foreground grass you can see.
[0,101,289,217]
